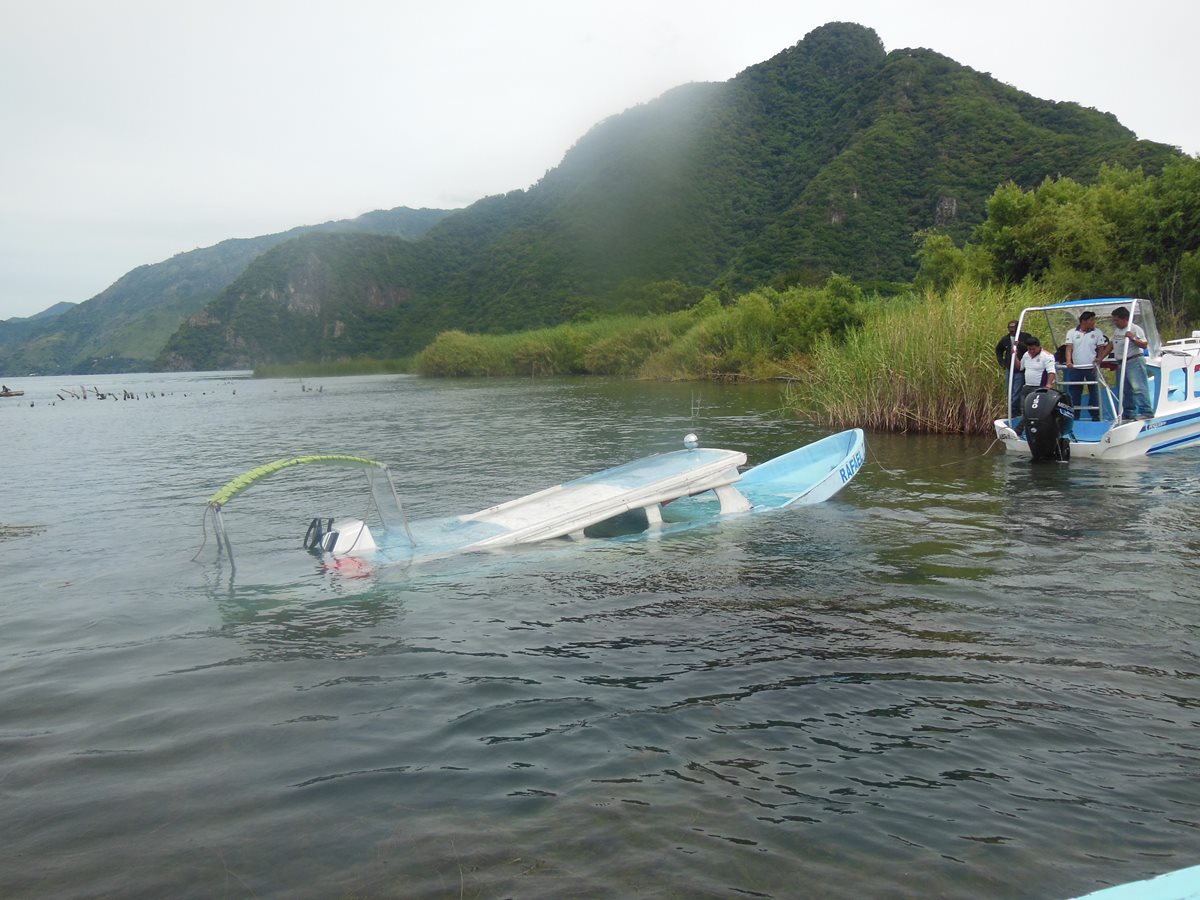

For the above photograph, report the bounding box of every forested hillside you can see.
[161,22,1181,371]
[0,207,450,375]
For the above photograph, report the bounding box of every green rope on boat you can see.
[207,455,388,508]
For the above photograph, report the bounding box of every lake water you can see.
[2,372,1198,898]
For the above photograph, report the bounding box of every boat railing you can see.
[1057,366,1119,423]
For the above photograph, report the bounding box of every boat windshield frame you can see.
[1008,297,1159,426]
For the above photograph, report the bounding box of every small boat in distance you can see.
[994,298,1200,459]
[201,429,866,571]
[0,386,24,398]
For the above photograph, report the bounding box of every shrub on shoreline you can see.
[416,278,868,381]
[415,311,705,377]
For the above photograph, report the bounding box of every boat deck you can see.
[1071,420,1113,442]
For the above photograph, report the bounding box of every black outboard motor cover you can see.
[303,516,334,551]
[1022,388,1073,461]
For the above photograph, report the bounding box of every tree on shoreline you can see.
[915,157,1200,325]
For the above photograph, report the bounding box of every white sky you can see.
[1,0,1196,320]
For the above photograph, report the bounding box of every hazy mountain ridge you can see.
[0,207,452,375]
[161,23,1181,371]
[5,22,1183,374]
[3,302,77,323]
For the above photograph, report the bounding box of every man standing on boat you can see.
[996,320,1034,415]
[1018,336,1057,395]
[1103,307,1153,419]
[1064,311,1107,420]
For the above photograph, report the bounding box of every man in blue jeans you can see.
[1104,306,1153,419]
[1064,310,1107,420]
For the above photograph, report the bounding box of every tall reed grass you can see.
[782,281,1057,433]
[414,279,1065,435]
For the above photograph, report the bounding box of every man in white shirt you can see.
[1102,306,1152,419]
[1019,336,1057,392]
[1064,310,1107,420]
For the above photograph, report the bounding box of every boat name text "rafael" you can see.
[838,449,865,484]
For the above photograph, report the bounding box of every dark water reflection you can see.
[2,374,1198,898]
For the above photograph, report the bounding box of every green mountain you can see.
[15,22,1181,374]
[163,23,1182,371]
[25,302,76,321]
[0,207,450,375]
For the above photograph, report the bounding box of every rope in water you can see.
[864,435,1005,477]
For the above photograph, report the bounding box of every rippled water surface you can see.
[2,373,1198,898]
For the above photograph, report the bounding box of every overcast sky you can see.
[1,0,1196,320]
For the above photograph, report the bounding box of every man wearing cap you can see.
[1063,311,1107,420]
[996,319,1035,416]
[1101,306,1152,419]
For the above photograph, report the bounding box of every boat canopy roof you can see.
[1016,297,1160,356]
[207,455,389,508]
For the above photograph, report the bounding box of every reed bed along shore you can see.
[414,310,703,378]
[251,280,1086,435]
[414,284,864,381]
[781,282,1057,434]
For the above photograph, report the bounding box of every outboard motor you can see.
[303,516,377,556]
[303,517,334,552]
[1021,388,1073,462]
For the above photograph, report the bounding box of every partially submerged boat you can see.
[201,429,865,570]
[1073,862,1200,899]
[994,298,1200,459]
